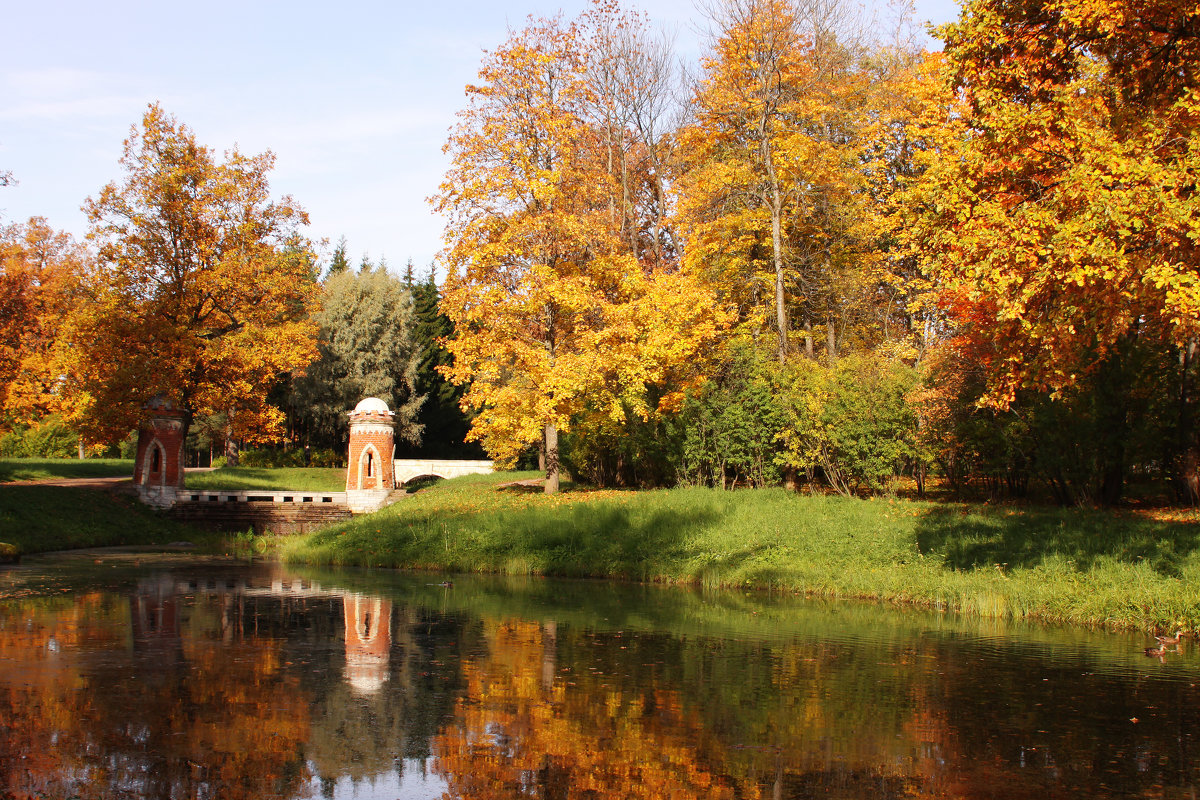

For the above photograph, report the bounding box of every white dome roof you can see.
[353,397,391,414]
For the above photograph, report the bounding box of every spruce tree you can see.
[410,265,481,457]
[327,236,350,276]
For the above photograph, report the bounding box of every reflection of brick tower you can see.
[134,395,187,508]
[343,594,392,695]
[346,397,395,512]
[130,574,183,667]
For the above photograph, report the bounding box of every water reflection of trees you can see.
[4,568,1200,800]
[0,587,314,800]
[430,617,1200,800]
[432,619,931,799]
[0,570,483,800]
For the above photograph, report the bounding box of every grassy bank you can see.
[281,471,1200,632]
[185,466,345,491]
[0,458,134,482]
[0,485,214,555]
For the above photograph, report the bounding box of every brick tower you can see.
[133,395,187,508]
[346,397,396,512]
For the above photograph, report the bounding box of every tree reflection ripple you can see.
[0,557,1196,799]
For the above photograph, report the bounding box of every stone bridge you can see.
[393,458,494,485]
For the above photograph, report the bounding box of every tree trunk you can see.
[225,428,240,468]
[1177,339,1199,505]
[770,186,788,363]
[782,466,799,492]
[1183,446,1200,506]
[544,422,559,495]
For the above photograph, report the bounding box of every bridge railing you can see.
[392,459,495,485]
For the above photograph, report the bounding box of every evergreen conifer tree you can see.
[409,265,480,458]
[327,236,350,276]
[290,268,424,450]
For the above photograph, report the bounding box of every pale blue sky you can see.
[1,0,961,274]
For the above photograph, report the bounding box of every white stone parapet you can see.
[178,490,348,505]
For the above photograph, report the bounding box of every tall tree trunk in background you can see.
[224,423,240,467]
[1094,346,1134,506]
[1184,447,1200,506]
[544,422,560,494]
[1179,339,1199,505]
[769,164,789,363]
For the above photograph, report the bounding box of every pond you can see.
[1,553,1197,800]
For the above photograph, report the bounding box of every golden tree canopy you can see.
[73,104,318,443]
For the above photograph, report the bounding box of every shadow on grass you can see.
[477,503,725,579]
[915,506,1200,576]
[0,485,207,554]
[304,494,728,579]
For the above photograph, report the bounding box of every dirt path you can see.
[1,467,214,490]
[1,475,134,489]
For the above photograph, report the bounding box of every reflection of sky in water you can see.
[307,760,446,800]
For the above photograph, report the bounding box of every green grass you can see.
[185,466,345,492]
[281,471,1200,632]
[0,458,134,482]
[0,485,215,555]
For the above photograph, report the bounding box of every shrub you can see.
[678,342,786,489]
[308,448,345,468]
[776,352,921,496]
[238,448,305,468]
[0,416,80,458]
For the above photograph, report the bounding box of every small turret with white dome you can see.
[351,396,394,417]
[346,397,396,498]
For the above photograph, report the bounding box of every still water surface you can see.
[1,552,1197,799]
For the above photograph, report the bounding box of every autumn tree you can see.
[435,8,725,493]
[677,0,912,367]
[582,0,683,267]
[0,218,86,427]
[289,264,424,450]
[906,0,1200,503]
[71,104,318,447]
[677,0,809,362]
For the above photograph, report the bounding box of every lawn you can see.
[0,484,213,554]
[281,471,1200,632]
[0,458,134,482]
[185,466,346,492]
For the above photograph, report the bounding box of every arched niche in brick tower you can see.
[346,397,396,493]
[133,395,187,508]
